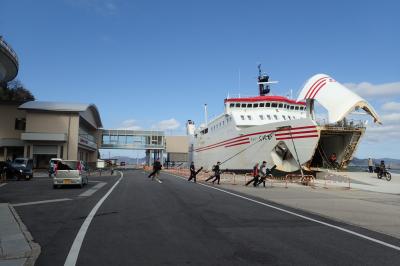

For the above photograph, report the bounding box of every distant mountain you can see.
[350,157,400,169]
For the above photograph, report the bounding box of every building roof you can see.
[224,95,306,105]
[19,101,103,128]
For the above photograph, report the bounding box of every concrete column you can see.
[24,145,28,158]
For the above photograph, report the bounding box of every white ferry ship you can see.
[187,66,381,172]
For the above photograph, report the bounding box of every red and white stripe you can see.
[304,76,328,99]
[195,125,318,152]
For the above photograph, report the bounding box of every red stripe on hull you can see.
[225,141,250,148]
[276,134,319,140]
[275,130,318,136]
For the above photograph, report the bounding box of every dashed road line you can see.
[166,172,400,252]
[12,198,72,207]
[78,182,106,197]
[64,171,124,266]
[0,183,7,187]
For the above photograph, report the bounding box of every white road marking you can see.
[64,171,124,266]
[12,198,72,207]
[0,183,7,187]
[87,180,102,183]
[167,172,400,252]
[78,182,106,197]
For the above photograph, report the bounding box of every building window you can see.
[15,118,26,130]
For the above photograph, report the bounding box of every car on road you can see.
[120,161,126,166]
[48,158,62,178]
[53,160,88,188]
[3,158,34,180]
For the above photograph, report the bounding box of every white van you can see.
[53,160,88,188]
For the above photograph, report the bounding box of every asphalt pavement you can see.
[3,170,400,265]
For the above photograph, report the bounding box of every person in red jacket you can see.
[245,163,260,187]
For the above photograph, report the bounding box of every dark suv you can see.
[6,158,34,180]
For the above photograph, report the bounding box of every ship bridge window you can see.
[284,104,287,108]
[240,115,245,120]
[278,103,283,108]
[259,103,265,107]
[259,115,264,120]
[271,103,278,108]
[247,103,252,108]
[253,103,259,108]
[266,102,271,107]
[295,106,299,110]
[235,103,240,107]
[247,115,252,120]
[300,106,304,110]
[241,103,246,108]
[290,106,294,110]
[229,103,234,108]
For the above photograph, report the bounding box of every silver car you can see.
[53,160,88,188]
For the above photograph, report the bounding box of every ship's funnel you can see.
[186,120,195,135]
[297,74,381,124]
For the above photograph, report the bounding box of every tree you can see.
[0,79,34,102]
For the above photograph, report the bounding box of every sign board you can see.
[97,160,105,169]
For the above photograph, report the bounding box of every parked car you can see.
[120,161,126,166]
[53,160,88,188]
[4,158,34,180]
[48,158,62,178]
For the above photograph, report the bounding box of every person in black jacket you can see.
[148,159,162,180]
[188,162,203,183]
[205,162,221,184]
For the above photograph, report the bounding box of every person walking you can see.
[188,162,203,183]
[368,158,374,173]
[205,162,221,184]
[148,159,162,180]
[257,163,277,187]
[245,163,259,187]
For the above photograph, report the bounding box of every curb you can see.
[8,205,41,266]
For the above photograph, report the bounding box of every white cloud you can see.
[382,101,400,112]
[118,119,142,130]
[381,113,400,123]
[344,81,400,98]
[152,118,180,130]
[363,124,400,143]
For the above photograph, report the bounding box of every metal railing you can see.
[0,36,19,67]
[316,119,366,129]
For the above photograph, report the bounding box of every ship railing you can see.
[0,36,19,67]
[316,119,366,129]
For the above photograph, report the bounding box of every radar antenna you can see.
[257,64,270,96]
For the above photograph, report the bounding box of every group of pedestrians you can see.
[188,160,276,187]
[245,161,277,187]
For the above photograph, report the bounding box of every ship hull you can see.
[193,118,320,172]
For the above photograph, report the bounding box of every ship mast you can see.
[257,64,270,96]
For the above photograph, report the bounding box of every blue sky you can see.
[1,0,400,158]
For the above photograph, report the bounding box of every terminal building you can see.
[0,101,103,168]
